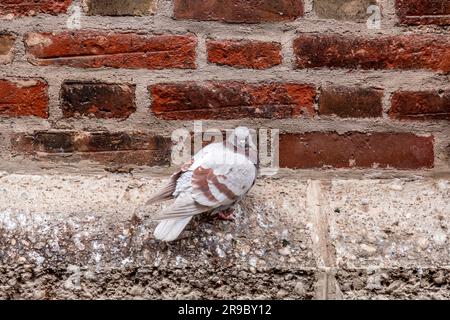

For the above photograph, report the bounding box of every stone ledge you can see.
[0,171,448,299]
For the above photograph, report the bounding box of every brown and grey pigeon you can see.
[147,127,258,242]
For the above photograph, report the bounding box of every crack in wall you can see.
[306,180,342,300]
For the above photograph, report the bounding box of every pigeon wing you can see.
[190,145,257,208]
[152,193,210,220]
[146,158,194,205]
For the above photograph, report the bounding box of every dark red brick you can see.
[0,0,72,16]
[280,132,434,169]
[11,131,171,166]
[319,86,383,118]
[207,40,282,69]
[61,82,136,119]
[174,0,304,23]
[294,34,450,73]
[0,79,48,118]
[390,90,450,121]
[150,82,316,120]
[396,0,450,25]
[25,31,197,70]
[13,131,75,153]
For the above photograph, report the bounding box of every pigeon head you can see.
[228,126,257,152]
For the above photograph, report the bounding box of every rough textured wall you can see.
[0,0,449,299]
[0,0,448,170]
[0,172,448,299]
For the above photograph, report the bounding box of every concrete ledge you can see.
[0,171,448,299]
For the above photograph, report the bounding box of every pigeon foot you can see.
[215,208,235,221]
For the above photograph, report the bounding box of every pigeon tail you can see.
[146,171,183,205]
[153,217,192,242]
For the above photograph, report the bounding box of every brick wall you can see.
[0,0,449,172]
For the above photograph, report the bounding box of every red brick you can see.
[319,86,383,118]
[61,82,136,119]
[82,0,158,16]
[0,79,48,118]
[390,90,450,121]
[280,132,434,169]
[174,0,304,23]
[207,40,282,69]
[11,131,171,166]
[396,0,450,25]
[294,34,450,73]
[0,34,15,64]
[0,0,72,17]
[150,82,316,120]
[25,31,197,69]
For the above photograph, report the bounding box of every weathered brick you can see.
[25,32,197,70]
[315,0,377,22]
[13,131,75,153]
[150,82,316,120]
[82,0,157,16]
[390,90,450,121]
[207,40,282,69]
[174,0,304,23]
[396,0,450,25]
[11,131,171,166]
[0,34,14,64]
[446,144,450,163]
[280,132,434,169]
[294,34,450,73]
[319,86,383,118]
[0,79,48,118]
[0,0,72,17]
[61,82,136,119]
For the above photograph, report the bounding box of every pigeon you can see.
[147,127,258,242]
